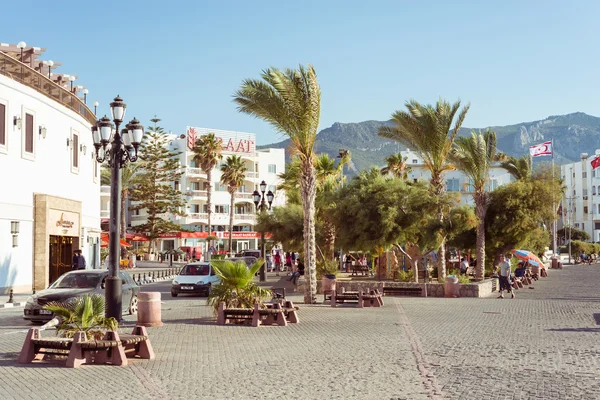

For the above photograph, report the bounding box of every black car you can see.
[23,270,140,323]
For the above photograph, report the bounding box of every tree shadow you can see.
[546,327,600,333]
[593,314,600,325]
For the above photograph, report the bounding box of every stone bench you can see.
[18,326,154,368]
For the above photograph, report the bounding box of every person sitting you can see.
[290,261,304,285]
[459,257,469,274]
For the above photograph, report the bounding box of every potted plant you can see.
[43,294,118,340]
[317,259,339,294]
[207,259,271,314]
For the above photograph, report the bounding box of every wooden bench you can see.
[351,264,370,276]
[382,286,422,297]
[331,289,383,308]
[18,326,154,368]
[217,301,299,327]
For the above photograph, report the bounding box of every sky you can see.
[2,0,599,145]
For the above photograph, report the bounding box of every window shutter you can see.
[25,113,33,153]
[0,104,5,145]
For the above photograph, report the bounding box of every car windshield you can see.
[180,264,210,276]
[50,273,103,289]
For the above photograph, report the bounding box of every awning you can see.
[126,233,149,242]
[101,233,132,248]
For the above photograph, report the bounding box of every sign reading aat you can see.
[48,209,80,236]
[186,127,256,153]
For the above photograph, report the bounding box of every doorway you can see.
[49,235,74,284]
[237,241,250,253]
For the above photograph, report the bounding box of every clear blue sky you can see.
[3,0,599,145]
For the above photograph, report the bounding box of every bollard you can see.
[7,289,14,304]
[143,273,147,283]
[137,292,163,327]
[137,274,141,285]
[152,271,155,280]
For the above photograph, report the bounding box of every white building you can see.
[400,149,514,205]
[0,42,101,293]
[559,151,600,242]
[129,126,286,257]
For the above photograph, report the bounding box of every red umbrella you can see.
[101,233,132,248]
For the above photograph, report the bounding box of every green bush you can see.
[457,275,470,284]
[395,269,414,282]
[316,259,339,279]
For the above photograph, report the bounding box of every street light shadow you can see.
[546,327,600,333]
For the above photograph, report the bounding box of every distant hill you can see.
[258,112,600,176]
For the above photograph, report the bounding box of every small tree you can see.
[129,118,185,253]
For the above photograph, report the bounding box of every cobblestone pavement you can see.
[0,265,599,399]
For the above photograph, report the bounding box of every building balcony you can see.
[186,190,208,199]
[100,210,109,218]
[235,214,256,222]
[235,192,254,200]
[246,171,258,179]
[131,215,146,221]
[187,168,207,177]
[0,51,96,124]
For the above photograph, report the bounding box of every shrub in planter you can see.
[316,259,339,279]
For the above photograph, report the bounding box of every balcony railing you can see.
[100,210,109,218]
[187,167,207,176]
[186,190,208,198]
[131,215,146,221]
[235,214,256,221]
[235,192,254,200]
[246,171,258,178]
[0,52,96,125]
[100,186,111,193]
[187,213,209,220]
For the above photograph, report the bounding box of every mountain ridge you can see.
[258,112,600,175]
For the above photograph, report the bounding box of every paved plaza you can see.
[1,264,600,399]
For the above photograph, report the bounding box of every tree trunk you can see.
[206,169,212,261]
[475,193,486,281]
[300,160,317,304]
[120,189,127,260]
[431,173,447,280]
[228,187,235,256]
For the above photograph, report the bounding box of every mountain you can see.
[258,112,600,175]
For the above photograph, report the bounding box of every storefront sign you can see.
[216,231,273,239]
[48,209,79,236]
[186,127,255,153]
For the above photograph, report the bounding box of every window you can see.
[71,132,79,172]
[446,178,459,192]
[191,204,200,213]
[573,172,575,178]
[268,185,276,193]
[268,164,277,174]
[0,100,6,153]
[584,206,589,214]
[583,189,588,196]
[489,179,498,191]
[467,179,474,192]
[214,205,229,214]
[595,222,600,230]
[21,109,35,160]
[573,190,576,196]
[593,186,597,195]
[174,180,179,191]
[412,159,418,164]
[582,223,585,231]
[583,172,587,178]
[215,183,228,191]
[575,223,580,228]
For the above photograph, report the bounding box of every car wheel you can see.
[128,295,138,315]
[171,291,178,297]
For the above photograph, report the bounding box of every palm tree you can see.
[234,64,321,304]
[192,133,223,259]
[378,98,470,279]
[450,129,498,280]
[101,164,141,259]
[381,153,411,180]
[500,155,532,181]
[220,155,248,255]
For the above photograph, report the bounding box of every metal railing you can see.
[0,52,97,125]
[186,190,208,198]
[235,192,254,199]
[235,214,256,221]
[187,167,206,176]
[187,213,209,220]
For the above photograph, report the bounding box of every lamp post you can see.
[91,95,144,320]
[83,89,88,104]
[253,180,274,282]
[93,101,99,115]
[46,60,54,80]
[337,148,348,271]
[17,42,26,80]
[69,75,76,92]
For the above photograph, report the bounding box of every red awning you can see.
[125,233,149,241]
[101,233,132,248]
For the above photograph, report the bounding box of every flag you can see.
[529,141,552,157]
[591,156,600,170]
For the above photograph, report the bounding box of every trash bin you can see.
[551,256,559,269]
[444,275,459,298]
[137,292,163,327]
[321,274,336,294]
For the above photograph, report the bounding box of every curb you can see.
[0,302,26,309]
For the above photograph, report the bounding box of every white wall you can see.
[0,74,100,291]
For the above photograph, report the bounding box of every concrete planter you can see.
[332,278,499,298]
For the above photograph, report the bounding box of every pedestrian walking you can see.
[497,254,515,299]
[72,250,86,270]
[274,252,282,276]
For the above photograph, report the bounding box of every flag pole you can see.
[552,139,557,258]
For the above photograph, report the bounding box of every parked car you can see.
[171,262,219,297]
[242,249,262,259]
[23,270,140,323]
[227,256,258,269]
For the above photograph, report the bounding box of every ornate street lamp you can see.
[91,95,144,320]
[253,180,274,282]
[93,101,99,115]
